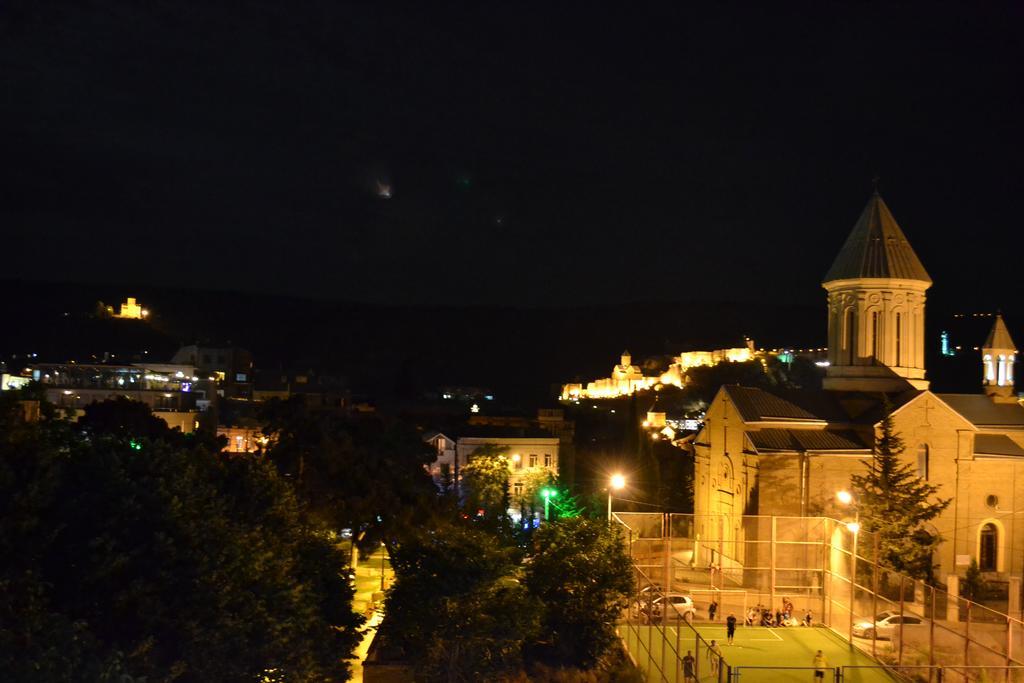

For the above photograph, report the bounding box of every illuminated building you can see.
[694,191,1023,584]
[170,345,254,400]
[4,361,205,432]
[114,297,149,319]
[424,426,560,520]
[561,343,759,400]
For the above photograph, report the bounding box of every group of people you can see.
[742,597,812,628]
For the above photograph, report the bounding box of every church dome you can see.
[823,192,931,284]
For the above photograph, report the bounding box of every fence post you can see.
[899,574,905,666]
[964,600,971,667]
[930,585,936,683]
[664,513,671,592]
[871,534,879,659]
[770,516,777,613]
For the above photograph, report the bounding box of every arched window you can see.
[871,311,880,363]
[895,312,902,366]
[845,308,855,365]
[916,444,929,480]
[998,355,1007,386]
[984,354,995,383]
[980,523,998,572]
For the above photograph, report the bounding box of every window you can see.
[986,495,999,509]
[513,481,523,498]
[998,355,1007,386]
[916,444,929,480]
[980,523,998,572]
[514,455,523,469]
[895,312,902,366]
[529,454,538,468]
[235,373,247,382]
[871,311,879,362]
[544,453,552,468]
[984,355,995,382]
[845,309,856,365]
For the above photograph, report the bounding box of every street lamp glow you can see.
[540,487,556,521]
[847,521,861,534]
[836,490,853,506]
[607,474,626,525]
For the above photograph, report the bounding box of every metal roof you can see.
[936,394,1024,427]
[823,192,932,284]
[747,428,870,452]
[974,433,1024,457]
[725,386,852,423]
[985,314,1017,351]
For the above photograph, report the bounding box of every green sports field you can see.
[621,623,897,683]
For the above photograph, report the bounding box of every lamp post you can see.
[541,487,556,522]
[837,489,860,646]
[608,473,626,525]
[380,541,386,591]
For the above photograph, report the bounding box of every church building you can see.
[693,192,1022,583]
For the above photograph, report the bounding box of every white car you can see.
[635,593,697,623]
[852,611,924,640]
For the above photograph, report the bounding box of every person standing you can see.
[708,640,722,677]
[682,650,696,683]
[709,599,718,622]
[726,612,737,644]
[813,650,828,681]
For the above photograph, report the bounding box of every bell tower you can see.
[983,314,1017,401]
[822,192,932,392]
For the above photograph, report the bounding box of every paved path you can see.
[347,546,392,683]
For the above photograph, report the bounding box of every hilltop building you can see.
[114,297,149,319]
[561,343,758,400]
[694,192,1022,585]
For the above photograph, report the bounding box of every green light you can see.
[129,440,142,451]
[541,488,557,499]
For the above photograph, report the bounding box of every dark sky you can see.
[2,2,1021,308]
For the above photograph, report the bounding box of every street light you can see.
[608,473,626,525]
[541,487,557,521]
[837,489,860,645]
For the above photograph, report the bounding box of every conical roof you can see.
[985,314,1017,351]
[823,192,931,284]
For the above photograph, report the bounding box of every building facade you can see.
[693,192,1022,583]
[424,426,560,521]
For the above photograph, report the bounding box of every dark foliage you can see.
[525,518,633,669]
[0,397,362,682]
[258,397,436,547]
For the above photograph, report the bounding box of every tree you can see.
[850,403,951,581]
[961,558,986,601]
[0,402,362,682]
[461,445,511,521]
[383,521,539,682]
[524,518,633,668]
[258,397,436,548]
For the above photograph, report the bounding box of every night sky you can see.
[2,2,1021,309]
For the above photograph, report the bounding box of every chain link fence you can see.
[614,513,1024,683]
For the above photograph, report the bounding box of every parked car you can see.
[852,611,924,640]
[634,593,697,623]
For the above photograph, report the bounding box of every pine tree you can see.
[850,401,951,581]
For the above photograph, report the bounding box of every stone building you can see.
[693,192,1022,584]
[424,425,560,522]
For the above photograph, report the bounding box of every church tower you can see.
[822,192,932,392]
[983,314,1017,401]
